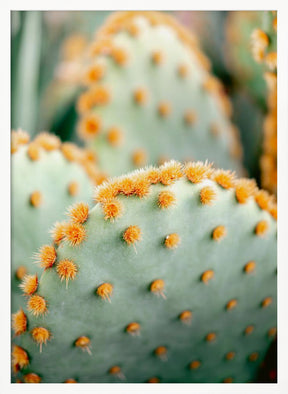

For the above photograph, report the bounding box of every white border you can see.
[1,1,288,393]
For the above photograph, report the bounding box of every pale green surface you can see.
[11,146,93,312]
[13,177,276,383]
[83,16,243,175]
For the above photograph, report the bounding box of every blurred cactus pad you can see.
[225,11,276,109]
[12,161,277,383]
[11,130,106,312]
[249,11,277,195]
[76,11,243,176]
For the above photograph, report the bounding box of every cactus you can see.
[11,130,106,312]
[174,11,231,81]
[76,11,243,176]
[12,160,276,383]
[225,11,269,108]
[39,11,112,143]
[249,12,277,195]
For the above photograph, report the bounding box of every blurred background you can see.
[11,11,273,183]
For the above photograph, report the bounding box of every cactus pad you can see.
[76,11,243,176]
[12,160,276,383]
[11,130,106,311]
[250,11,277,195]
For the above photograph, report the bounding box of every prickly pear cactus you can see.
[249,12,277,195]
[12,161,277,383]
[11,130,106,311]
[225,11,269,108]
[76,11,243,176]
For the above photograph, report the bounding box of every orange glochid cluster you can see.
[212,169,235,189]
[158,101,172,117]
[109,365,125,379]
[189,360,201,370]
[27,295,47,316]
[244,325,254,336]
[111,46,129,66]
[63,222,86,246]
[78,114,102,140]
[226,299,238,310]
[154,346,168,359]
[83,63,106,85]
[206,332,216,342]
[123,225,142,245]
[11,129,30,153]
[150,279,166,299]
[102,199,123,220]
[68,202,89,224]
[151,50,165,65]
[201,270,214,284]
[31,327,51,352]
[184,110,197,126]
[226,351,236,360]
[184,161,212,183]
[234,178,257,204]
[255,220,269,236]
[30,191,42,207]
[200,186,216,206]
[107,127,124,147]
[134,88,148,105]
[179,310,192,324]
[212,225,227,241]
[126,322,141,335]
[158,190,176,209]
[244,261,256,274]
[27,142,41,161]
[12,309,27,336]
[19,274,38,296]
[132,149,148,167]
[164,233,180,249]
[262,297,272,308]
[67,181,79,196]
[56,259,78,288]
[35,245,57,270]
[97,282,114,302]
[147,377,160,383]
[75,336,92,355]
[12,345,29,373]
[15,266,27,280]
[65,378,78,383]
[34,132,61,151]
[23,373,41,383]
[249,352,259,362]
[50,221,67,245]
[178,63,189,78]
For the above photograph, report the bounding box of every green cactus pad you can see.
[11,130,106,312]
[76,11,243,176]
[12,160,276,383]
[249,11,277,195]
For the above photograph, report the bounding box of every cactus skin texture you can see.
[76,11,243,176]
[12,161,276,383]
[250,11,277,195]
[11,130,106,312]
